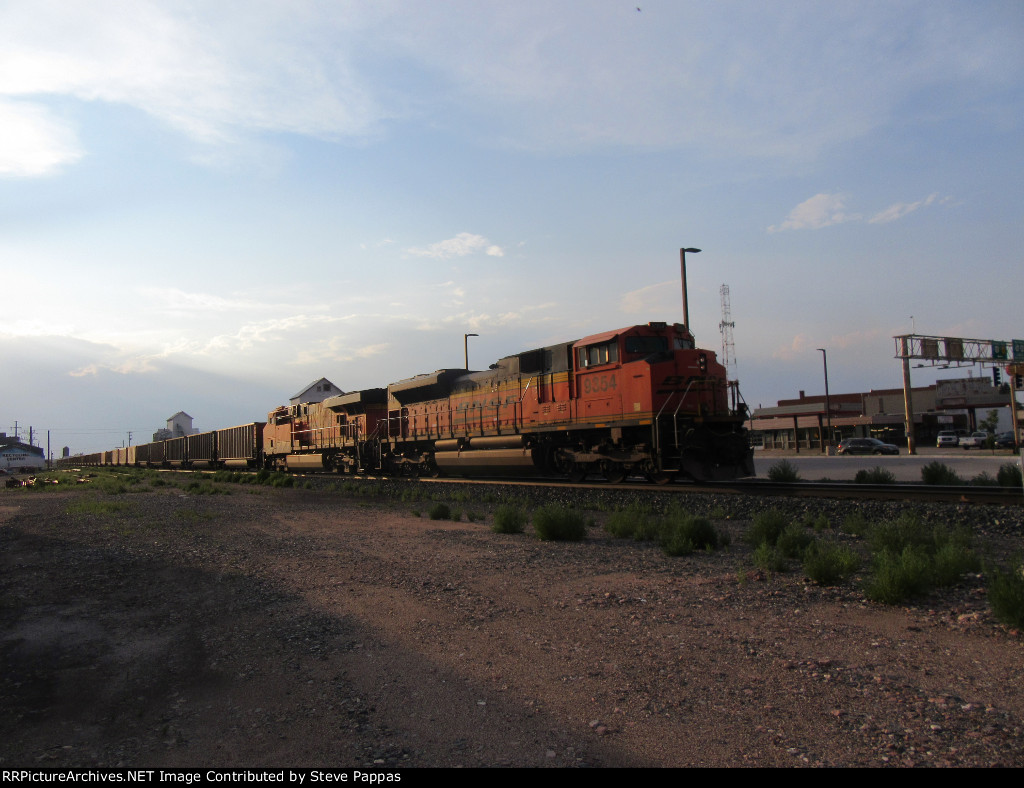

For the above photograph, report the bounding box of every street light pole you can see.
[464,333,478,370]
[679,247,701,327]
[817,348,832,454]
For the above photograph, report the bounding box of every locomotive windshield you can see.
[624,336,669,355]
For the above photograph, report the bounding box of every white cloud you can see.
[0,0,383,174]
[197,314,351,355]
[2,2,1020,173]
[869,193,939,224]
[771,333,810,361]
[768,193,860,233]
[139,287,275,313]
[0,99,81,176]
[292,339,390,367]
[407,232,505,259]
[619,281,675,314]
[772,191,951,232]
[69,355,160,377]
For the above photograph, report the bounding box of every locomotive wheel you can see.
[567,463,588,483]
[601,460,627,484]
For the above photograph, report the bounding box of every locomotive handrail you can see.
[671,379,702,449]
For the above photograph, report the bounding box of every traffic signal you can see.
[993,367,1002,385]
[1016,373,1024,389]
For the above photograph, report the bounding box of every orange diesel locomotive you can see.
[261,321,753,483]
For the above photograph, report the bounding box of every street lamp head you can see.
[681,247,701,254]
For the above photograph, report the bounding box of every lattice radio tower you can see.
[719,284,737,381]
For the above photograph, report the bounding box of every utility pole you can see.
[817,348,833,453]
[464,333,478,370]
[680,248,701,327]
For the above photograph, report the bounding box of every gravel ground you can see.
[1,477,1023,768]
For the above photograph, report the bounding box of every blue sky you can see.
[2,0,1022,454]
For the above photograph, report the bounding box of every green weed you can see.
[659,514,719,557]
[776,522,813,559]
[428,502,451,521]
[802,540,860,585]
[492,505,527,534]
[854,466,897,484]
[921,461,961,485]
[997,464,1023,488]
[841,512,871,537]
[864,546,933,604]
[752,542,787,573]
[744,509,789,547]
[605,507,658,540]
[532,505,587,542]
[767,460,800,483]
[987,559,1024,628]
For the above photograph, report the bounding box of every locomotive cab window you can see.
[624,336,669,356]
[577,341,618,368]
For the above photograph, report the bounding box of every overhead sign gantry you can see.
[894,334,1024,454]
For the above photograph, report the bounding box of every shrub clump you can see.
[605,507,656,540]
[841,512,871,537]
[744,509,789,547]
[492,504,527,534]
[921,461,962,485]
[767,460,800,483]
[532,505,587,541]
[752,542,787,573]
[803,540,861,585]
[865,546,934,604]
[997,463,1023,488]
[854,466,897,484]
[987,559,1024,628]
[659,514,719,557]
[776,522,813,559]
[801,512,831,532]
[428,502,451,521]
[863,515,979,604]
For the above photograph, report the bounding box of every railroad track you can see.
[81,466,1024,506]
[416,475,1024,506]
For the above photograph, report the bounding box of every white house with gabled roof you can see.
[289,378,343,406]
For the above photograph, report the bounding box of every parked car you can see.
[936,431,959,448]
[960,431,990,450]
[995,432,1019,450]
[837,437,900,456]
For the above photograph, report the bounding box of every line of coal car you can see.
[66,322,755,483]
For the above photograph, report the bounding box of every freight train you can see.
[64,321,754,483]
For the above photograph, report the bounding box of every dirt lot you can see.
[1,480,1023,768]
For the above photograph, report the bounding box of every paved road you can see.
[754,449,1024,482]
